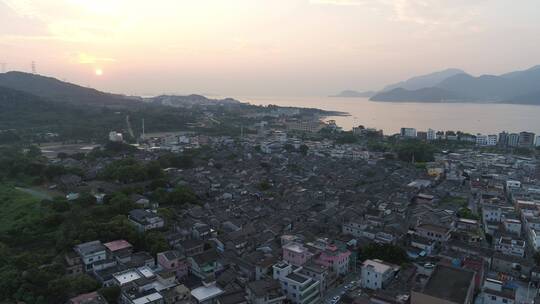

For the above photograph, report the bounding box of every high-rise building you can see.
[427,129,436,141]
[498,131,508,147]
[476,134,487,146]
[400,128,417,138]
[536,136,540,147]
[487,135,498,146]
[518,132,535,148]
[508,133,519,147]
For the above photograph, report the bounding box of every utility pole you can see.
[31,61,36,74]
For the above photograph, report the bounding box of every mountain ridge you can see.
[371,65,540,105]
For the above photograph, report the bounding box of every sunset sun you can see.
[94,68,103,76]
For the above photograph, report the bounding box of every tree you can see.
[99,286,121,304]
[26,145,42,158]
[259,181,272,191]
[396,140,436,163]
[359,243,408,265]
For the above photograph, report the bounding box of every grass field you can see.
[0,183,42,233]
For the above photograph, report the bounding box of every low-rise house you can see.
[130,194,151,208]
[128,209,165,232]
[503,219,522,236]
[104,239,133,263]
[191,282,225,304]
[68,291,108,304]
[74,240,107,272]
[128,251,156,268]
[193,223,215,240]
[411,264,475,304]
[246,279,286,304]
[313,244,351,275]
[179,239,205,257]
[456,219,480,232]
[65,251,84,276]
[410,235,436,256]
[157,250,189,279]
[482,278,515,304]
[491,253,532,279]
[121,287,164,304]
[188,250,220,280]
[282,242,312,266]
[494,236,525,258]
[360,259,400,290]
[415,223,452,243]
[112,266,155,287]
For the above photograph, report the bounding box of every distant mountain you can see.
[330,90,376,98]
[437,66,540,101]
[371,65,540,105]
[370,87,461,102]
[383,68,465,92]
[150,94,242,107]
[507,90,540,104]
[0,71,136,106]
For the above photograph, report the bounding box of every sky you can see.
[1,0,540,97]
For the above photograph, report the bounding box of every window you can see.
[503,299,508,304]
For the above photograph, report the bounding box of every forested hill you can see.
[0,71,138,106]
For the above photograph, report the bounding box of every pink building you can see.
[282,242,312,266]
[314,244,351,275]
[157,250,189,279]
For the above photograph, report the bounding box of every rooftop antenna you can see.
[0,62,6,73]
[31,61,36,74]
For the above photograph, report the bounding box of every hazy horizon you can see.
[2,0,540,97]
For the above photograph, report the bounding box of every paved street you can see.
[319,272,360,304]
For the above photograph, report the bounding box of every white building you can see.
[494,236,525,257]
[113,266,155,286]
[273,262,320,304]
[483,278,515,304]
[476,134,487,146]
[506,180,521,191]
[483,205,502,223]
[487,134,498,146]
[360,259,399,290]
[191,283,225,304]
[400,128,417,138]
[74,241,107,271]
[427,129,436,141]
[109,131,123,142]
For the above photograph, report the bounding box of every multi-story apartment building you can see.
[272,262,320,304]
[518,131,536,147]
[400,128,417,138]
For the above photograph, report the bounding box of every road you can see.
[15,187,53,200]
[319,272,360,304]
